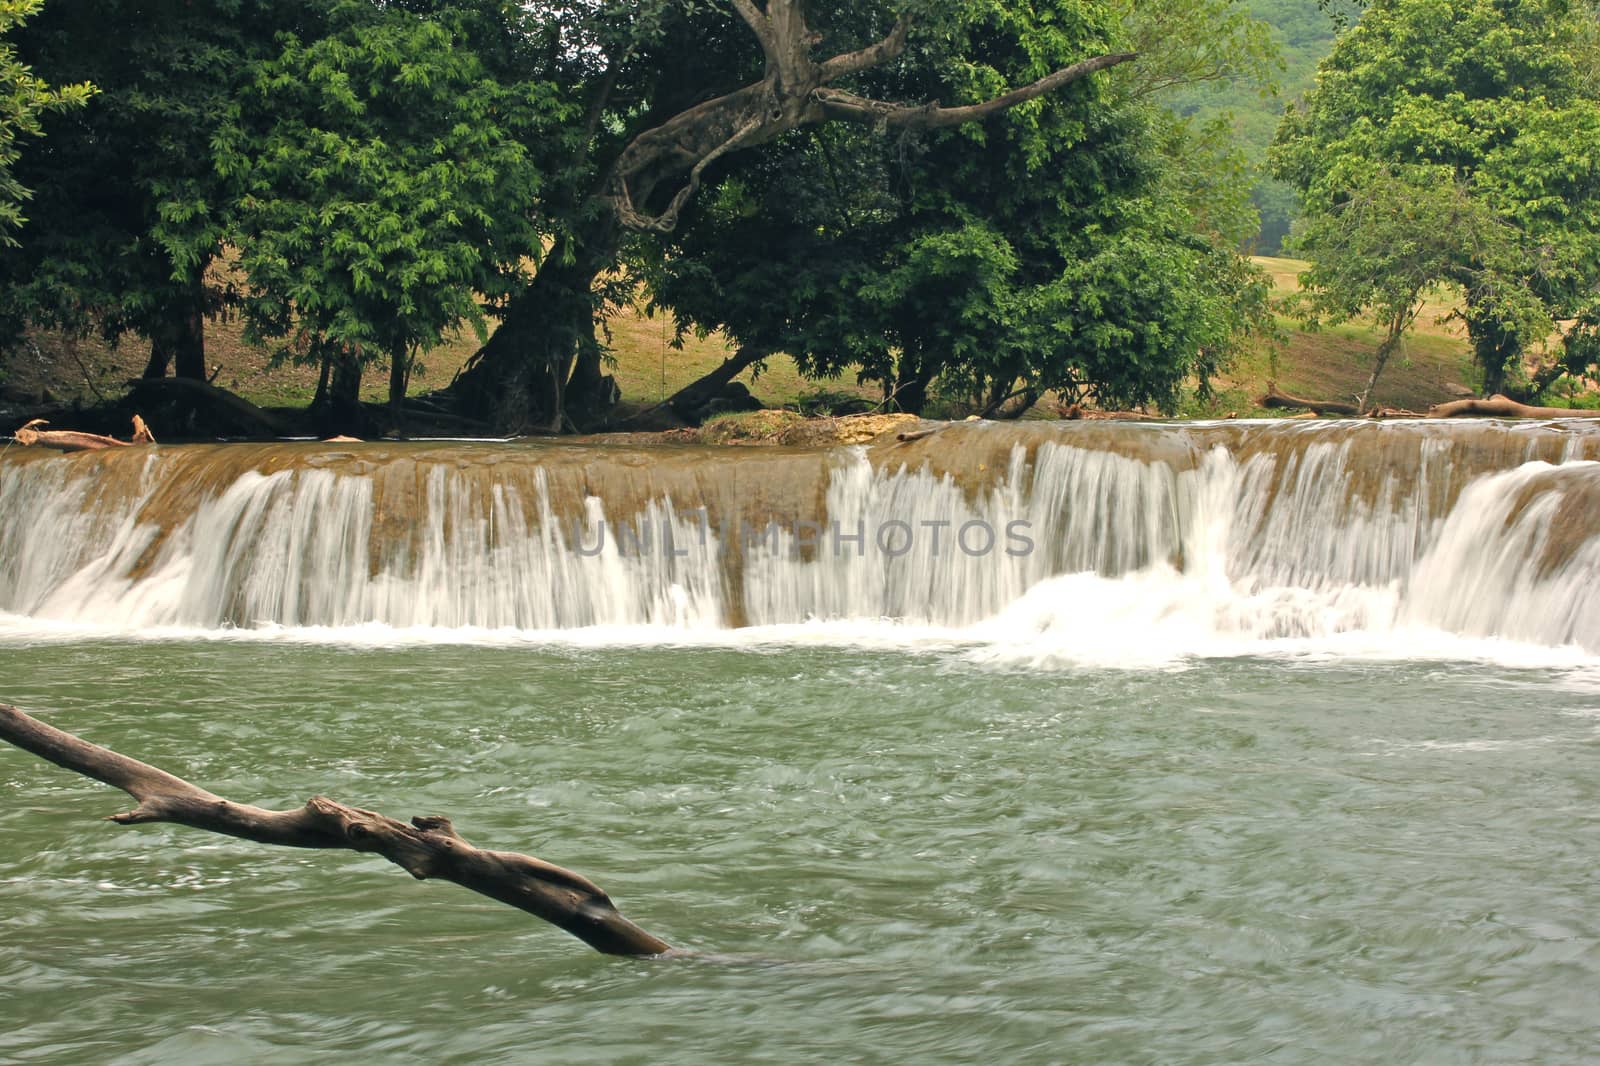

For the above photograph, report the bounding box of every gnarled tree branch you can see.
[730,0,779,72]
[0,702,672,958]
[819,14,911,83]
[602,0,1138,232]
[815,52,1139,130]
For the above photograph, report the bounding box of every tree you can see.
[442,0,1144,431]
[0,0,309,380]
[1283,166,1525,412]
[641,0,1272,419]
[1271,0,1600,397]
[0,0,91,245]
[215,1,556,432]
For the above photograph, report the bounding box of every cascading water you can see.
[1,420,1596,657]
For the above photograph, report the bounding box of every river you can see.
[2,419,1598,1062]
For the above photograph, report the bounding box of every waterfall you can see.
[2,421,1597,654]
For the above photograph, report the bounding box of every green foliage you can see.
[0,0,297,362]
[1272,0,1600,395]
[1168,0,1361,253]
[0,0,91,245]
[649,1,1272,415]
[215,2,560,376]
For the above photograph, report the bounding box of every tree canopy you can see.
[1271,0,1600,397]
[215,0,559,426]
[0,0,308,379]
[0,0,91,245]
[1,0,1278,432]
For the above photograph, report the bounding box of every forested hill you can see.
[1173,0,1356,253]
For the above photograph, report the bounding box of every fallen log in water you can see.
[1427,394,1600,419]
[1258,386,1361,417]
[0,702,672,957]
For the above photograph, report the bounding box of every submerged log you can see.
[0,702,672,958]
[1258,386,1361,417]
[1427,394,1600,419]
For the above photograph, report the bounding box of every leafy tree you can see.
[0,0,307,379]
[644,2,1271,417]
[1272,0,1600,397]
[0,0,91,245]
[215,1,558,430]
[443,0,1152,431]
[1286,166,1522,410]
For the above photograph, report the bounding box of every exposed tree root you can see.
[1258,386,1361,417]
[0,702,672,958]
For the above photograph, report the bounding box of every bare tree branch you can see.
[816,52,1139,130]
[730,0,779,71]
[613,111,768,234]
[819,14,912,83]
[0,702,673,958]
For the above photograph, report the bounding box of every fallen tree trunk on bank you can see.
[13,415,155,452]
[0,702,672,958]
[1258,386,1361,417]
[1427,394,1600,419]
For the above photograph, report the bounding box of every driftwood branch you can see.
[0,702,672,957]
[1426,394,1600,419]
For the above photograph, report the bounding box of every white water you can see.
[2,426,1597,665]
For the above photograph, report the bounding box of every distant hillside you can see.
[1170,0,1356,253]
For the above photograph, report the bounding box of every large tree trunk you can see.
[173,301,206,381]
[1465,302,1522,399]
[142,337,172,379]
[447,4,1134,434]
[890,353,936,415]
[0,702,671,957]
[141,272,209,381]
[387,342,411,431]
[314,349,366,438]
[447,236,614,434]
[663,344,769,422]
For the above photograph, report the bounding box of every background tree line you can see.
[0,0,1282,433]
[1,1,1595,435]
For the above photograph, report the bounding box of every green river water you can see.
[3,639,1598,1063]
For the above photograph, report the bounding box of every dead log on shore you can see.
[1427,394,1600,419]
[1055,404,1162,421]
[1258,386,1361,417]
[13,415,155,452]
[0,702,672,958]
